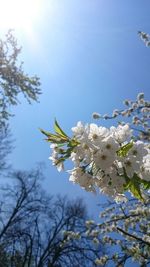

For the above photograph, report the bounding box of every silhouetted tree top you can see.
[0,30,41,128]
[0,168,104,267]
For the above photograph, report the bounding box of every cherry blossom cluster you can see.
[40,92,150,201]
[47,121,149,202]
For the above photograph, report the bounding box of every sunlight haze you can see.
[0,0,42,32]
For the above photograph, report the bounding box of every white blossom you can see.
[114,194,128,203]
[137,92,144,100]
[95,256,108,266]
[93,149,116,170]
[88,123,109,147]
[128,141,148,160]
[69,168,95,193]
[99,136,119,153]
[71,121,89,142]
[110,124,132,143]
[123,157,140,178]
[49,144,64,172]
[71,143,92,166]
[139,154,150,181]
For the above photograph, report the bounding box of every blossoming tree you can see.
[41,92,150,266]
[40,32,150,266]
[0,30,41,129]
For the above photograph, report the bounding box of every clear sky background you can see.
[0,0,150,223]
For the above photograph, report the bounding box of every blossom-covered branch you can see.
[40,93,150,202]
[93,92,150,142]
[88,198,150,266]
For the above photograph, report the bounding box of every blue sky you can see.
[0,0,150,223]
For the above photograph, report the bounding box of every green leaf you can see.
[47,136,66,144]
[129,181,143,201]
[54,119,68,139]
[39,128,54,138]
[124,173,144,201]
[57,143,66,148]
[139,179,150,190]
[40,128,68,144]
[117,142,133,157]
[124,172,150,200]
[68,139,80,148]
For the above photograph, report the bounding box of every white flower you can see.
[110,124,132,143]
[86,220,95,227]
[137,92,144,100]
[99,136,119,153]
[108,168,126,192]
[95,256,108,265]
[95,258,102,266]
[71,121,89,142]
[72,121,84,136]
[56,161,64,172]
[95,168,126,198]
[69,167,84,183]
[90,230,99,237]
[139,154,150,181]
[71,143,92,166]
[143,235,150,243]
[95,175,115,197]
[112,109,119,116]
[93,149,115,170]
[114,194,128,203]
[123,157,140,178]
[128,141,148,160]
[69,168,95,192]
[88,123,109,147]
[49,144,64,172]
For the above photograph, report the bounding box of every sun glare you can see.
[0,0,41,31]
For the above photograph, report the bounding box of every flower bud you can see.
[92,112,101,119]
